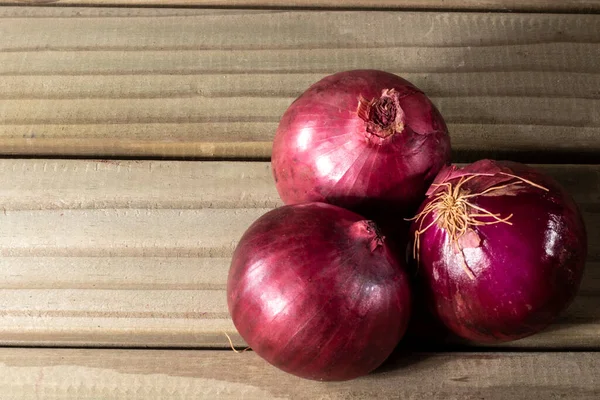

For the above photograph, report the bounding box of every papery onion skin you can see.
[410,160,587,343]
[227,202,411,381]
[272,69,451,218]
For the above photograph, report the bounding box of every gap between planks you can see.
[1,0,600,13]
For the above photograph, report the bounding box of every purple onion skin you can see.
[227,202,411,381]
[272,69,451,218]
[411,160,587,343]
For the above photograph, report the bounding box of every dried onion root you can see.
[409,172,548,279]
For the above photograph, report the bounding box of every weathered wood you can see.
[0,349,599,399]
[0,160,597,348]
[3,0,600,12]
[0,8,598,161]
[0,160,278,210]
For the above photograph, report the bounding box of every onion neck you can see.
[357,88,405,141]
[349,220,385,253]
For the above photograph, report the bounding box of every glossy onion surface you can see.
[410,160,587,343]
[227,202,411,381]
[272,69,451,218]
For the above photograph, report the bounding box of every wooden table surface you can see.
[0,2,599,398]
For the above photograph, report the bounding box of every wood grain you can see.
[3,1,600,12]
[0,349,599,399]
[0,8,598,161]
[0,159,597,348]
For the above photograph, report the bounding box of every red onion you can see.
[227,202,411,381]
[409,160,587,343]
[272,69,451,218]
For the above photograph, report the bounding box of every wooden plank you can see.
[0,159,598,348]
[0,159,279,210]
[0,349,599,399]
[2,1,600,12]
[0,8,599,161]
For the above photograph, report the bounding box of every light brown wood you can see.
[0,159,279,210]
[0,8,598,161]
[4,0,600,12]
[0,349,599,399]
[0,159,597,348]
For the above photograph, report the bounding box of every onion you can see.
[272,69,451,218]
[227,202,411,381]
[409,160,587,343]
